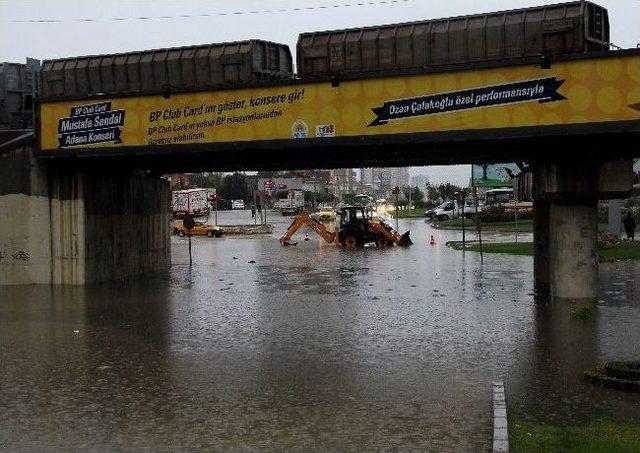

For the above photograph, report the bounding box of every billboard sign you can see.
[472,164,520,188]
[38,54,640,154]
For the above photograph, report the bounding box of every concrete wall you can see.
[1,139,170,285]
[0,139,52,284]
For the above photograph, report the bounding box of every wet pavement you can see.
[1,210,639,451]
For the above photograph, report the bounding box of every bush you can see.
[598,206,609,223]
[623,205,640,220]
[605,361,640,380]
[598,231,619,248]
[570,303,596,320]
[479,205,533,223]
[304,191,335,204]
[585,361,640,392]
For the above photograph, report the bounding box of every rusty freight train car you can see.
[297,1,609,76]
[40,40,293,101]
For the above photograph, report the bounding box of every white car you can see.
[231,200,245,210]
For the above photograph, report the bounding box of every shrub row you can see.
[584,361,640,393]
[604,361,640,380]
[479,205,533,223]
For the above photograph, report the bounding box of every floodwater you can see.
[1,210,639,451]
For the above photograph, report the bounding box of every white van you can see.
[434,201,459,221]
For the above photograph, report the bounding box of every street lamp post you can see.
[473,185,483,264]
[457,191,466,248]
[392,186,400,231]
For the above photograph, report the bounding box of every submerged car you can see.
[173,221,224,237]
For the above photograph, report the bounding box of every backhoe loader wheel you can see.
[344,236,357,249]
[376,237,389,248]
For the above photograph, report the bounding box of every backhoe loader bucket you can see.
[398,231,413,246]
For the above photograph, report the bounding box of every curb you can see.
[492,380,508,453]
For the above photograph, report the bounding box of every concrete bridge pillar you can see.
[1,136,170,285]
[533,160,633,301]
[48,170,171,285]
[548,200,599,300]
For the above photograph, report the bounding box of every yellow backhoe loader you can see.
[280,206,412,248]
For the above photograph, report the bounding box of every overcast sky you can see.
[1,0,638,184]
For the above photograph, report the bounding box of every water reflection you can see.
[0,214,638,451]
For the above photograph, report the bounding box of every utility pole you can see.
[473,185,483,264]
[313,177,317,209]
[459,191,466,247]
[183,216,195,266]
[392,186,400,231]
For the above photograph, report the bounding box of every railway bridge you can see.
[1,47,639,300]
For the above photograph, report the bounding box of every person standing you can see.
[623,210,636,240]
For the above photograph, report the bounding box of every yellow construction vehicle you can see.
[280,206,412,248]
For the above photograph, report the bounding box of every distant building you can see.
[258,177,303,197]
[167,173,190,189]
[360,167,410,192]
[331,168,357,196]
[410,174,428,190]
[302,179,328,193]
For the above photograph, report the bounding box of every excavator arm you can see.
[280,212,338,245]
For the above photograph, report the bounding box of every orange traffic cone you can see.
[430,235,436,245]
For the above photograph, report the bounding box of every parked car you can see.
[231,200,245,210]
[434,201,459,221]
[173,221,224,238]
[424,207,437,219]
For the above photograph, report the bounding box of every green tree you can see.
[188,172,222,189]
[256,171,278,179]
[342,193,357,205]
[218,172,251,202]
[425,183,440,202]
[403,186,424,203]
[304,191,335,204]
[436,183,464,201]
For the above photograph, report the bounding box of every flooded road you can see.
[1,211,639,451]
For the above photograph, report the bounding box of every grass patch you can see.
[585,368,640,393]
[458,241,640,262]
[463,242,534,256]
[435,219,533,232]
[569,303,596,320]
[435,219,610,233]
[600,241,640,262]
[510,417,640,452]
[386,208,425,218]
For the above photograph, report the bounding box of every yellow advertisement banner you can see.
[39,54,640,152]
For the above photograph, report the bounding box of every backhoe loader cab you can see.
[338,206,375,247]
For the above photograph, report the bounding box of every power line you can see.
[2,0,413,23]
